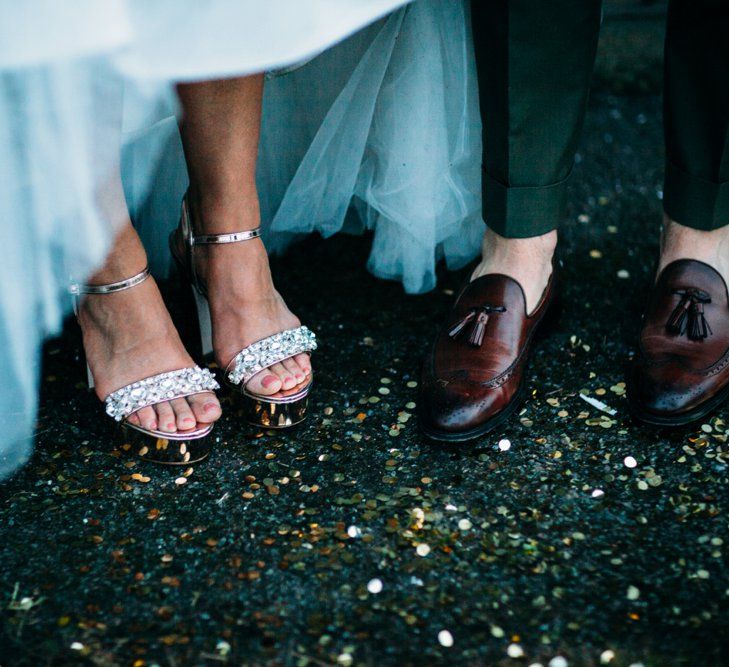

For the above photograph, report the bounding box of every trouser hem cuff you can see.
[663,161,729,231]
[482,169,568,238]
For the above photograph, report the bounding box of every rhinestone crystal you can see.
[104,366,219,422]
[227,326,317,386]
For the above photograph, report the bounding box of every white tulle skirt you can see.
[0,0,418,479]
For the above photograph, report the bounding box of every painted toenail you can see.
[167,422,176,429]
[262,375,277,388]
[204,402,218,413]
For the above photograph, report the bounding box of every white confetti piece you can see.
[367,578,383,594]
[438,630,454,647]
[507,644,524,658]
[579,393,617,416]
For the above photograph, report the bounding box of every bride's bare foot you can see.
[658,215,729,283]
[471,227,557,314]
[80,225,222,432]
[182,192,311,397]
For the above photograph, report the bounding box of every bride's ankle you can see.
[78,279,167,336]
[87,223,148,285]
[186,182,261,234]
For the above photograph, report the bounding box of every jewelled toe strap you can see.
[104,366,220,422]
[226,326,317,386]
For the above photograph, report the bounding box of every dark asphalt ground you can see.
[1,13,728,667]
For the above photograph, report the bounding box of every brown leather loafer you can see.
[628,259,729,426]
[419,269,557,442]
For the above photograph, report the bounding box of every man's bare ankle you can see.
[480,228,557,263]
[659,215,729,283]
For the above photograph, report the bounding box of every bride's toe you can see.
[188,392,222,424]
[155,401,177,433]
[269,361,296,390]
[247,369,282,396]
[170,397,197,430]
[136,406,158,431]
[283,358,306,384]
[293,353,312,376]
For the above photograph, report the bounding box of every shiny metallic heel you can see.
[170,193,317,429]
[71,267,220,464]
[192,282,214,359]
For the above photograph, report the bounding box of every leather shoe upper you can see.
[629,259,729,418]
[420,270,555,435]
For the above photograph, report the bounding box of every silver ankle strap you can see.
[70,266,150,296]
[70,266,150,315]
[181,196,261,246]
[193,229,262,245]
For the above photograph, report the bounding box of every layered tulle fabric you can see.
[132,0,484,294]
[0,0,411,479]
[263,0,483,293]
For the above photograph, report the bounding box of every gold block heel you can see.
[171,192,318,430]
[119,421,214,465]
[231,380,312,428]
[71,267,221,465]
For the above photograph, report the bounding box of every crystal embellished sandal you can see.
[170,194,317,428]
[71,267,220,464]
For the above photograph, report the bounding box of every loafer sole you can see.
[419,382,527,443]
[628,380,729,427]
